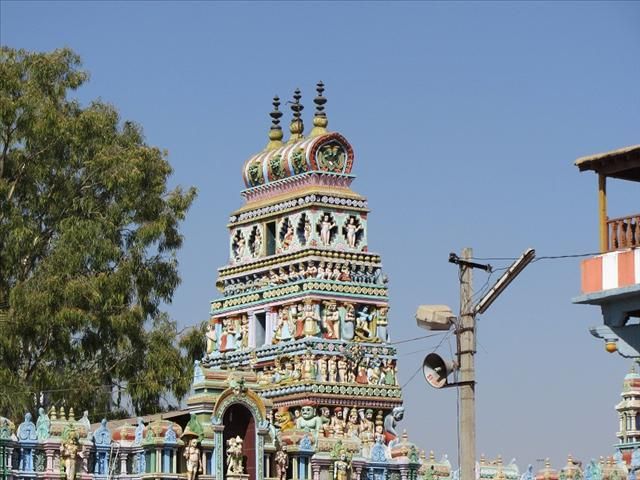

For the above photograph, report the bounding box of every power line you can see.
[471,251,600,262]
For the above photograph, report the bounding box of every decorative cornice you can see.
[218,248,381,278]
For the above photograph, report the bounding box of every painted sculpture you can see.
[184,439,202,480]
[60,428,79,480]
[226,436,244,475]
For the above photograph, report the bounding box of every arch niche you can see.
[212,387,269,480]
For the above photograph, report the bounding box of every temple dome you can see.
[242,132,354,189]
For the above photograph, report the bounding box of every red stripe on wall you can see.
[618,250,636,288]
[581,257,603,294]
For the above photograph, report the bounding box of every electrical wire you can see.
[470,251,600,262]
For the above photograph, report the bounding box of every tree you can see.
[0,47,199,420]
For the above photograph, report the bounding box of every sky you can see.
[2,0,639,469]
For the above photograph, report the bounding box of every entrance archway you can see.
[222,403,256,480]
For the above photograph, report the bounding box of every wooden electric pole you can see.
[459,247,476,480]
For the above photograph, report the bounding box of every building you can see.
[572,145,640,357]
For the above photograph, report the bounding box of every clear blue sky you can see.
[2,0,639,469]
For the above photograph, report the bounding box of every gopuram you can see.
[190,83,450,480]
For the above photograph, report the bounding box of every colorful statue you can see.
[219,318,238,352]
[340,303,356,341]
[274,408,295,432]
[184,439,202,480]
[322,300,340,339]
[383,407,404,445]
[275,445,288,480]
[333,449,352,480]
[328,356,338,383]
[303,218,312,244]
[282,224,295,250]
[375,306,389,342]
[302,299,320,337]
[355,306,374,341]
[317,356,328,382]
[205,322,217,356]
[60,428,79,480]
[331,407,346,438]
[295,404,323,441]
[346,407,360,437]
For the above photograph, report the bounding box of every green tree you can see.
[0,47,198,420]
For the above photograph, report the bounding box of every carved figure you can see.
[320,215,336,246]
[226,436,244,475]
[307,261,317,278]
[302,299,320,337]
[359,408,375,438]
[330,407,346,438]
[239,315,249,349]
[341,303,356,341]
[355,306,373,340]
[233,233,246,261]
[184,439,202,480]
[219,318,237,352]
[282,224,295,250]
[296,405,323,441]
[331,264,341,280]
[375,306,389,342]
[278,267,289,283]
[317,356,328,382]
[36,407,50,441]
[327,356,338,383]
[317,261,326,279]
[205,323,217,356]
[333,449,352,480]
[301,351,316,380]
[346,407,359,437]
[322,300,340,339]
[253,228,263,257]
[345,217,363,248]
[383,407,405,445]
[60,428,79,480]
[274,408,295,432]
[339,264,351,282]
[275,445,288,480]
[273,308,293,343]
[303,218,312,244]
[337,358,348,383]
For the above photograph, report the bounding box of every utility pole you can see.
[417,247,535,480]
[458,248,476,480]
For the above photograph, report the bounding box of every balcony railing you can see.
[607,214,640,251]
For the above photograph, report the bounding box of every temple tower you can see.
[187,84,447,480]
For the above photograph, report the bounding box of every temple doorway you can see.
[223,403,256,480]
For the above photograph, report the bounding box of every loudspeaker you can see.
[422,353,457,389]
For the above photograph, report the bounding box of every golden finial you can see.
[310,80,328,136]
[480,454,486,465]
[429,450,435,462]
[266,95,284,150]
[68,407,75,421]
[49,406,57,420]
[288,88,304,143]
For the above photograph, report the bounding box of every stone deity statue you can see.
[226,436,244,475]
[320,215,335,246]
[345,217,362,248]
[60,429,80,480]
[322,301,340,339]
[184,439,202,480]
[205,323,217,356]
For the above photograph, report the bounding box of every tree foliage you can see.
[0,47,199,421]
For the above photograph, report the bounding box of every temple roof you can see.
[242,132,354,189]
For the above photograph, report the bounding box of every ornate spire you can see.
[288,88,304,143]
[310,80,328,136]
[266,95,284,150]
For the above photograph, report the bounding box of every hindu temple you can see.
[0,85,633,480]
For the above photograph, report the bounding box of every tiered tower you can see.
[187,84,450,480]
[616,365,640,466]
